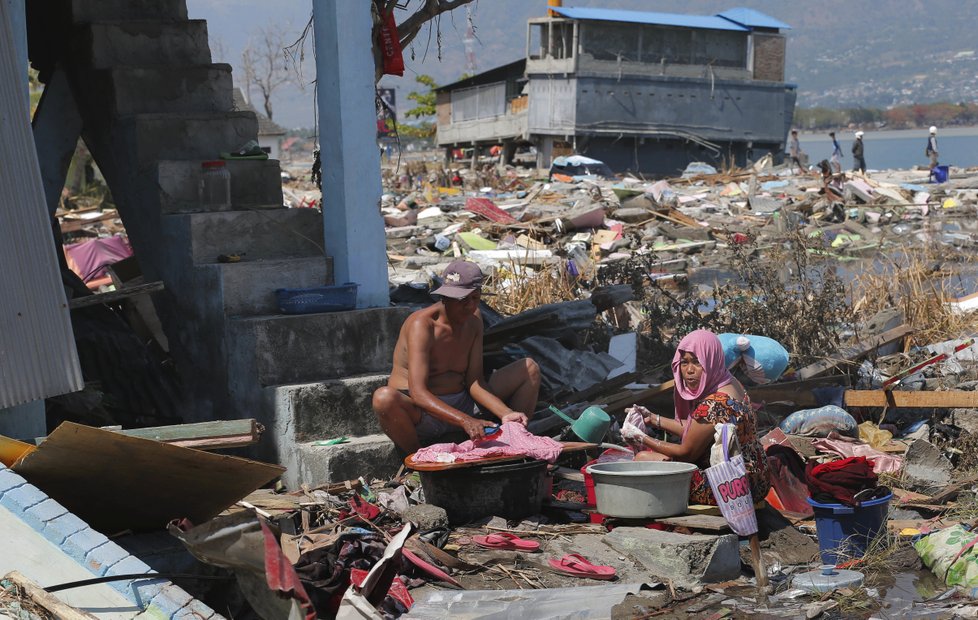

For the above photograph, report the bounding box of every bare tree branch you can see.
[239,24,293,120]
[371,0,476,83]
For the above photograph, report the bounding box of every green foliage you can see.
[795,101,978,130]
[398,121,436,139]
[405,74,438,119]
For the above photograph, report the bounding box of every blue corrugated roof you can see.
[717,8,791,30]
[551,6,748,32]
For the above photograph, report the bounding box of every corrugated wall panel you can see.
[0,1,83,408]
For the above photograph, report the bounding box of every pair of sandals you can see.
[471,533,616,580]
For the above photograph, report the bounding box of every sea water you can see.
[795,126,978,171]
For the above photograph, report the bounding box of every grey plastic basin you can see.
[586,461,698,518]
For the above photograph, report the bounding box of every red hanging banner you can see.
[378,9,404,76]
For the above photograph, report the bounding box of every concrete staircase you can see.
[59,0,405,487]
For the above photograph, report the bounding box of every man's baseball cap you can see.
[431,260,485,299]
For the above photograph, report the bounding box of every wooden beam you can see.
[2,571,99,620]
[69,281,164,309]
[117,419,263,450]
[844,390,978,409]
[796,324,913,380]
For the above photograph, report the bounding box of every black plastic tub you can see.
[419,459,548,525]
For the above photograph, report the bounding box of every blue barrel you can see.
[931,165,949,183]
[807,493,891,565]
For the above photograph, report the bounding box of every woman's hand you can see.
[501,411,528,426]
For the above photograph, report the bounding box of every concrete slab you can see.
[118,112,258,168]
[209,256,332,316]
[603,527,741,587]
[267,373,389,441]
[71,0,188,22]
[78,21,210,69]
[292,434,400,488]
[170,209,325,263]
[0,504,140,619]
[108,65,233,115]
[229,306,411,386]
[158,159,285,213]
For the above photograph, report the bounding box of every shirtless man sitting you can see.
[372,260,541,454]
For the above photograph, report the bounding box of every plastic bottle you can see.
[199,161,231,209]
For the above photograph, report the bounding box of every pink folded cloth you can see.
[811,433,903,474]
[412,422,563,464]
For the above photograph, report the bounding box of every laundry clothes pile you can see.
[805,456,882,505]
[411,422,563,464]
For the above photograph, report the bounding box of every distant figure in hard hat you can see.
[852,131,866,174]
[925,126,939,170]
[829,132,843,173]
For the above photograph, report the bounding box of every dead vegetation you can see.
[484,260,587,316]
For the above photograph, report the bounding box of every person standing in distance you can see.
[926,126,939,170]
[852,131,866,174]
[829,131,843,173]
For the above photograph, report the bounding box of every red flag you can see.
[378,9,404,76]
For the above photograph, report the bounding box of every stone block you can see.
[603,527,741,587]
[291,434,400,488]
[64,528,112,565]
[903,439,952,494]
[86,540,131,575]
[25,499,69,526]
[230,306,411,386]
[158,159,285,213]
[104,555,155,598]
[166,209,324,264]
[401,505,449,530]
[0,466,26,496]
[119,112,258,169]
[207,256,331,316]
[41,512,90,545]
[0,483,46,520]
[79,21,210,69]
[269,373,389,442]
[950,408,978,436]
[108,65,233,115]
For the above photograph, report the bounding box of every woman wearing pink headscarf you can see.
[626,330,770,505]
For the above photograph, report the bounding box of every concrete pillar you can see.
[32,68,83,215]
[501,140,516,166]
[536,135,554,170]
[470,144,480,171]
[312,2,389,308]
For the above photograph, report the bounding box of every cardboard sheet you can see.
[13,422,284,533]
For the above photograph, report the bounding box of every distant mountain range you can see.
[388,0,978,110]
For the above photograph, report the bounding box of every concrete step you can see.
[164,209,325,264]
[228,306,412,386]
[105,65,233,114]
[76,21,210,69]
[267,373,389,443]
[291,434,400,488]
[197,256,332,317]
[72,0,188,22]
[158,159,284,213]
[118,112,257,168]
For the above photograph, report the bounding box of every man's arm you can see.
[464,317,526,423]
[405,317,487,440]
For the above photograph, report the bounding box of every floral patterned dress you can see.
[686,393,771,506]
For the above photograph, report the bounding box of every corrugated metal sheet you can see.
[451,82,506,122]
[551,7,747,32]
[718,8,791,31]
[0,1,83,408]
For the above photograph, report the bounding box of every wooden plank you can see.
[13,422,284,534]
[117,419,262,450]
[654,514,730,532]
[796,324,913,379]
[2,571,99,620]
[68,281,165,309]
[844,390,978,409]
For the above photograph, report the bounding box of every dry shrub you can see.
[483,259,585,315]
[849,244,978,347]
[599,231,852,366]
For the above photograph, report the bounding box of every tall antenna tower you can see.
[464,5,477,74]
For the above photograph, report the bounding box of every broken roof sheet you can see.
[551,6,748,32]
[718,7,792,31]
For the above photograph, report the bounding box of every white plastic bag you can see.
[704,424,758,536]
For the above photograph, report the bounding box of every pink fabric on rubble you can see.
[412,422,563,464]
[811,432,903,474]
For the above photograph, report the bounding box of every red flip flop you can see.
[548,554,617,580]
[471,532,541,552]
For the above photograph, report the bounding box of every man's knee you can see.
[372,386,400,417]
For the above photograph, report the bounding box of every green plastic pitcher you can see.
[548,405,611,444]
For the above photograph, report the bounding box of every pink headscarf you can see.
[672,330,733,424]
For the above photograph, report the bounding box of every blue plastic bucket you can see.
[931,165,949,183]
[807,493,891,565]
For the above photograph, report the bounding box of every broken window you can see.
[529,23,545,60]
[693,30,747,68]
[641,26,692,65]
[549,21,574,60]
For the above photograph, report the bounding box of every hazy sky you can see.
[187,0,480,130]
